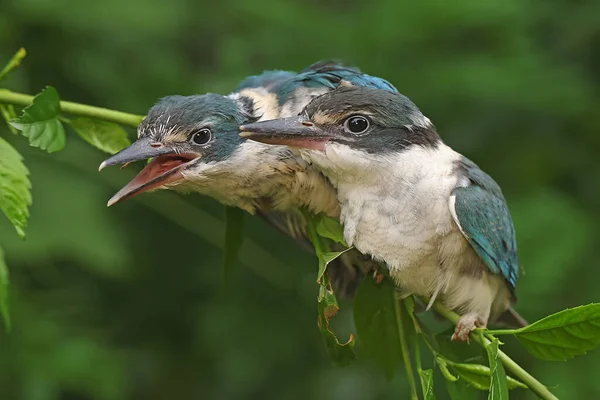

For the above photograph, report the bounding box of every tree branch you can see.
[0,89,144,128]
[429,300,558,400]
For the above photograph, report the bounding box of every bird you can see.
[98,62,397,297]
[239,85,524,340]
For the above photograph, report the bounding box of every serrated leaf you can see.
[222,206,245,286]
[0,47,26,81]
[317,276,356,366]
[316,215,347,246]
[0,136,32,238]
[418,368,436,400]
[485,338,509,400]
[0,104,19,134]
[10,86,66,153]
[510,304,600,361]
[353,277,403,379]
[69,117,131,155]
[449,361,526,391]
[0,246,10,331]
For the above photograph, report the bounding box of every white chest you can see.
[315,144,465,271]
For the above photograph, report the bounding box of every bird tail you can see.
[497,307,529,328]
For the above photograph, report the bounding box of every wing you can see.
[235,70,297,92]
[273,60,399,103]
[450,158,519,291]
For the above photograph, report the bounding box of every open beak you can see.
[99,136,198,206]
[239,116,332,150]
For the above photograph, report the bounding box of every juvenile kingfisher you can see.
[99,62,397,296]
[239,86,524,340]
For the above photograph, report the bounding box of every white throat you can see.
[179,140,340,217]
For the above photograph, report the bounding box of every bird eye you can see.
[344,116,370,135]
[189,128,212,145]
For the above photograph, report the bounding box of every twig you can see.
[0,89,144,127]
[429,300,558,400]
[395,297,419,400]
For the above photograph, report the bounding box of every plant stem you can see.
[429,301,559,400]
[0,89,144,127]
[485,329,519,336]
[395,297,419,400]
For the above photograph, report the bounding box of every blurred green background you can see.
[1,0,599,399]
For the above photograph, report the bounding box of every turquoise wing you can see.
[274,60,398,102]
[451,158,519,290]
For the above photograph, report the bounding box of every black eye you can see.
[344,116,370,134]
[190,128,212,145]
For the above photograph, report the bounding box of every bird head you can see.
[100,94,254,206]
[240,86,439,177]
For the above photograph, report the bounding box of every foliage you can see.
[0,2,599,398]
[10,87,66,153]
[69,118,131,155]
[305,213,356,365]
[0,135,30,239]
[1,43,600,400]
[490,304,600,361]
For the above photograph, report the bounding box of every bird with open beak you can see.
[99,62,397,297]
[240,86,525,340]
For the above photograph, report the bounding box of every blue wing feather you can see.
[273,60,398,102]
[452,158,519,291]
[235,70,297,92]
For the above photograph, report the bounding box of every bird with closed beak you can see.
[98,62,397,297]
[240,86,525,340]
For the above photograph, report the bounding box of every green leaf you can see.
[316,215,347,246]
[10,86,66,153]
[485,338,509,400]
[222,206,245,286]
[435,327,486,363]
[305,212,356,366]
[435,356,458,382]
[0,245,10,331]
[317,249,351,284]
[0,104,19,134]
[509,304,600,361]
[69,117,131,154]
[0,136,32,238]
[317,275,356,366]
[418,368,436,400]
[353,277,403,379]
[448,361,526,391]
[0,47,26,81]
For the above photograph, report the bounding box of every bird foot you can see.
[373,269,385,284]
[451,313,485,342]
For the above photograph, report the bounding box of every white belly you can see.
[320,143,512,321]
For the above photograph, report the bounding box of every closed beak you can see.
[239,116,332,150]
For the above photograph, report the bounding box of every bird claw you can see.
[373,269,385,284]
[451,313,484,342]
